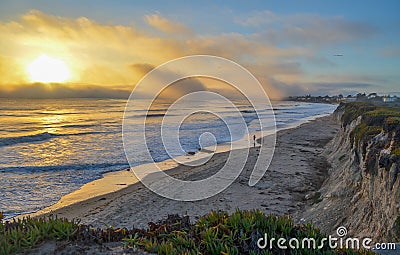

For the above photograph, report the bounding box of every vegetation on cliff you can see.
[339,102,400,158]
[0,210,374,255]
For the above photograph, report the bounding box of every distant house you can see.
[383,97,397,103]
[344,97,356,102]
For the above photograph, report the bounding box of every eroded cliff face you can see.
[301,103,400,242]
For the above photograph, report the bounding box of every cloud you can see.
[274,17,377,46]
[186,33,310,59]
[0,55,29,85]
[289,82,379,96]
[236,10,278,27]
[0,9,384,99]
[305,56,336,67]
[145,14,191,34]
[80,64,131,86]
[237,11,378,46]
[0,83,129,99]
[158,78,206,100]
[0,10,308,95]
[0,10,185,85]
[129,62,206,100]
[381,45,400,58]
[316,73,388,84]
[129,63,155,76]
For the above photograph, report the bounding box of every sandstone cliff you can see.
[300,102,400,242]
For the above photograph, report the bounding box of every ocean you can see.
[0,98,337,218]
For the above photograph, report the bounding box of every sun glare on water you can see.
[27,54,71,83]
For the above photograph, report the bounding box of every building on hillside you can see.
[383,96,397,103]
[344,97,356,102]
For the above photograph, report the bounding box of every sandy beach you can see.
[26,115,339,229]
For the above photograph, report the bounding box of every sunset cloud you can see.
[0,83,129,99]
[129,63,156,77]
[0,9,391,98]
[0,10,308,97]
[145,14,191,34]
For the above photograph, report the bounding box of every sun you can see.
[27,54,71,83]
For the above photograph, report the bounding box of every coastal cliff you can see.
[301,102,400,242]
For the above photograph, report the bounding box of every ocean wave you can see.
[146,113,166,118]
[0,132,57,147]
[0,162,129,173]
[37,111,82,115]
[0,113,33,117]
[283,111,302,114]
[0,131,107,147]
[60,124,97,129]
[124,113,169,119]
[240,110,256,114]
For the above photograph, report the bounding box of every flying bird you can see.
[333,54,343,57]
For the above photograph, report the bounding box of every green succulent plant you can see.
[0,210,376,255]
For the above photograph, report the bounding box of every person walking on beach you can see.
[253,134,256,147]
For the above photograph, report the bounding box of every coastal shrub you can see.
[350,123,382,146]
[313,192,323,204]
[392,147,400,156]
[341,102,400,128]
[366,108,400,119]
[385,116,400,126]
[0,215,80,255]
[123,210,375,255]
[343,103,400,156]
[0,210,376,255]
[340,102,376,127]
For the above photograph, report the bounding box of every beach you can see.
[0,99,336,219]
[1,2,397,254]
[26,115,339,229]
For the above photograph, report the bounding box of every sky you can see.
[0,0,399,99]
